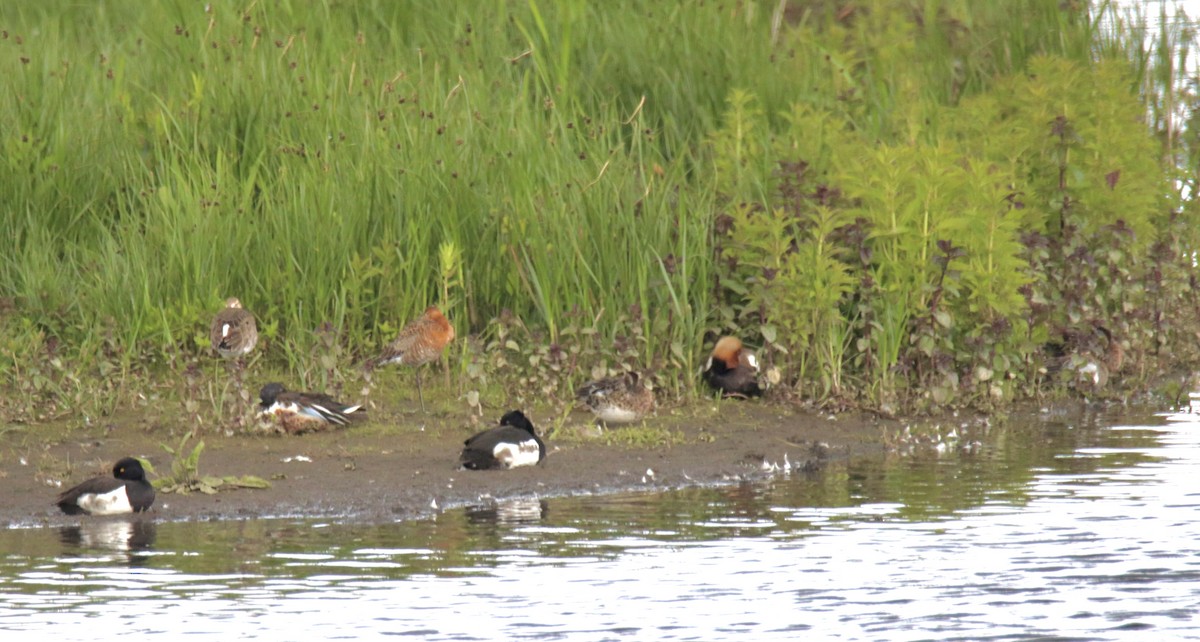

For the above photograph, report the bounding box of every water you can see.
[2,399,1200,640]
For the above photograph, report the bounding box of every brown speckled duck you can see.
[575,371,655,425]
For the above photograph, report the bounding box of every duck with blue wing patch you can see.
[55,457,155,516]
[460,410,546,470]
[258,382,366,434]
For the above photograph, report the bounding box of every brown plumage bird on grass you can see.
[210,297,258,360]
[210,297,258,411]
[373,306,455,411]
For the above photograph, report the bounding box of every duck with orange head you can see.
[703,336,764,398]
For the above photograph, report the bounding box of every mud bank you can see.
[0,401,899,527]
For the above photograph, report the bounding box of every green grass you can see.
[0,1,717,377]
[0,0,1194,421]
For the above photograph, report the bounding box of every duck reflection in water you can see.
[59,518,157,556]
[465,497,548,526]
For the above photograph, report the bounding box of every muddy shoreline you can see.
[0,400,904,528]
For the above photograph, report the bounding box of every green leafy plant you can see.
[154,430,269,494]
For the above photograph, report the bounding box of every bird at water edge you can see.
[459,410,546,470]
[55,457,156,516]
[1070,324,1125,393]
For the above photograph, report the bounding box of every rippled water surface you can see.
[3,400,1200,640]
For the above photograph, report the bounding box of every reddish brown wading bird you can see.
[210,297,258,360]
[374,306,455,411]
[702,336,763,398]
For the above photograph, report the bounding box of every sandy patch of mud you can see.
[1,401,896,527]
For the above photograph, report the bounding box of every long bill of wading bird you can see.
[459,410,546,470]
[703,335,764,398]
[210,297,258,360]
[575,371,655,425]
[257,382,366,435]
[55,457,156,516]
[373,305,455,412]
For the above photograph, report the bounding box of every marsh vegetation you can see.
[1,1,1197,433]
